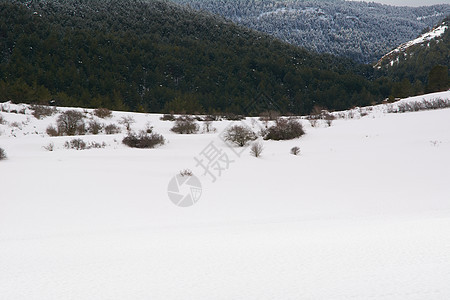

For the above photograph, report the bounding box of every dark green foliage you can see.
[376,17,449,98]
[264,118,305,140]
[0,0,388,115]
[426,65,448,93]
[122,131,165,148]
[172,0,449,64]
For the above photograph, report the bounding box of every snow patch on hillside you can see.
[375,23,447,68]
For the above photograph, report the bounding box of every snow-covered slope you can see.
[375,21,448,68]
[1,91,450,299]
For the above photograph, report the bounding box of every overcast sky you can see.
[352,0,450,7]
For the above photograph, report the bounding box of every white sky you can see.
[352,0,450,7]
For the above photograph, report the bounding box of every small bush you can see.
[290,146,301,156]
[0,147,6,160]
[93,108,112,118]
[32,105,56,119]
[56,110,85,136]
[324,114,335,126]
[119,116,135,131]
[46,125,59,137]
[171,116,199,134]
[43,143,54,151]
[179,169,193,177]
[309,119,319,127]
[104,124,121,134]
[64,138,87,150]
[88,120,103,135]
[264,118,305,140]
[222,113,245,121]
[202,120,216,133]
[160,114,176,121]
[122,131,165,148]
[89,141,107,149]
[64,139,106,150]
[0,114,5,125]
[10,121,22,129]
[223,124,257,147]
[250,142,263,157]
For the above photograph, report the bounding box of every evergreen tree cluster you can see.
[0,0,390,115]
[376,17,449,97]
[171,0,449,64]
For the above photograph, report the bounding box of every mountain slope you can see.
[375,16,449,97]
[171,0,450,64]
[0,0,387,115]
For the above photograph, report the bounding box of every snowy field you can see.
[1,91,450,299]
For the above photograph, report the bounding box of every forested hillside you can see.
[375,17,449,98]
[0,0,390,115]
[171,0,450,64]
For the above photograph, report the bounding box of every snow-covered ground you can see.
[1,91,450,299]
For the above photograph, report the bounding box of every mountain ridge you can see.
[170,0,450,64]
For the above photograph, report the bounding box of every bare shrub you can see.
[223,124,257,147]
[93,108,112,118]
[324,114,335,126]
[89,142,107,149]
[104,124,121,134]
[290,146,301,155]
[0,147,6,160]
[43,143,54,151]
[122,131,165,148]
[259,110,280,127]
[0,114,5,125]
[160,114,176,121]
[64,139,106,150]
[64,138,87,150]
[88,120,103,135]
[57,110,85,136]
[179,169,193,177]
[264,118,305,140]
[32,105,56,119]
[76,122,86,136]
[202,120,216,133]
[171,116,199,134]
[205,114,220,121]
[119,116,135,131]
[46,125,59,137]
[250,141,264,157]
[309,119,319,127]
[222,113,245,121]
[10,121,22,129]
